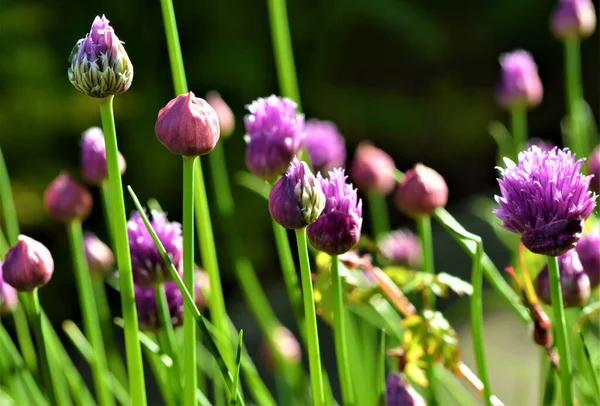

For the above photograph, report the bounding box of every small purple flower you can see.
[551,0,596,40]
[244,96,305,180]
[307,169,362,255]
[269,157,325,229]
[206,91,235,139]
[44,172,93,223]
[588,145,600,194]
[496,50,543,110]
[304,119,346,174]
[3,236,54,292]
[68,15,133,98]
[495,146,597,256]
[378,229,422,269]
[81,127,126,185]
[135,281,184,331]
[128,211,183,287]
[575,232,600,288]
[348,142,396,196]
[385,373,426,406]
[535,250,590,307]
[84,233,115,279]
[394,163,448,218]
[0,262,18,315]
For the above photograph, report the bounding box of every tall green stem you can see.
[159,0,187,95]
[100,181,117,254]
[99,95,146,405]
[331,256,354,405]
[67,220,114,406]
[13,303,38,375]
[155,283,182,400]
[367,194,390,240]
[416,215,435,308]
[294,228,324,405]
[0,147,19,244]
[510,106,528,158]
[564,39,588,159]
[546,256,573,406]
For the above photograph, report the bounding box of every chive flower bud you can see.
[128,211,182,287]
[394,164,448,218]
[385,373,426,406]
[135,281,184,331]
[588,145,600,194]
[0,263,18,315]
[269,157,326,229]
[496,50,543,110]
[81,127,126,185]
[155,92,220,157]
[84,232,115,279]
[304,119,346,174]
[551,0,596,40]
[494,146,597,256]
[307,169,362,255]
[378,229,422,269]
[534,250,591,307]
[44,173,93,223]
[194,268,210,310]
[68,15,133,98]
[206,91,235,139]
[3,236,54,292]
[260,326,302,371]
[575,232,600,288]
[244,96,305,180]
[348,142,396,196]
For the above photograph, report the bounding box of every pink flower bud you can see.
[348,143,396,196]
[394,164,448,218]
[206,91,235,139]
[3,236,54,292]
[44,172,93,223]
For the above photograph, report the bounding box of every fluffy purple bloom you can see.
[269,157,325,229]
[3,236,54,292]
[575,232,600,288]
[496,50,543,110]
[494,146,597,256]
[81,127,126,185]
[128,211,183,287]
[135,281,184,331]
[0,262,18,315]
[304,119,346,174]
[385,373,426,406]
[378,229,422,269]
[307,169,362,255]
[68,15,133,98]
[588,145,600,194]
[551,0,596,40]
[535,250,590,307]
[84,233,115,279]
[244,96,305,180]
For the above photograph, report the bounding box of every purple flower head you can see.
[269,157,325,229]
[348,142,396,196]
[535,250,590,307]
[394,164,448,218]
[0,262,18,315]
[81,127,126,185]
[84,233,115,279]
[551,0,596,40]
[3,236,54,292]
[588,145,600,194]
[44,172,93,223]
[304,119,346,174]
[496,50,543,110]
[378,229,422,269]
[385,373,427,406]
[244,96,305,180]
[68,15,133,98]
[128,210,183,287]
[307,169,362,255]
[206,91,235,139]
[575,231,600,288]
[494,146,597,256]
[135,281,184,331]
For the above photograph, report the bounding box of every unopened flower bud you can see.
[378,229,421,269]
[206,91,235,139]
[194,267,210,310]
[68,15,133,98]
[304,119,347,174]
[551,0,596,40]
[0,263,18,315]
[496,50,543,110]
[575,232,600,288]
[269,157,325,229]
[84,233,115,278]
[535,250,591,307]
[588,145,600,194]
[81,127,126,185]
[348,142,396,196]
[385,373,426,406]
[394,164,448,218]
[44,173,93,223]
[260,326,302,371]
[155,92,220,157]
[3,236,54,292]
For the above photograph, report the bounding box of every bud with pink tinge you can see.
[496,50,543,110]
[551,0,596,40]
[588,145,600,194]
[155,92,220,157]
[260,326,302,371]
[394,164,448,218]
[206,91,235,139]
[44,173,93,223]
[575,231,600,288]
[84,233,115,279]
[3,236,54,292]
[535,250,590,308]
[81,127,126,185]
[0,262,18,315]
[348,142,396,196]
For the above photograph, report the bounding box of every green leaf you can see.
[488,120,515,166]
[229,330,244,406]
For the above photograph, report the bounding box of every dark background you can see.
[1,0,598,402]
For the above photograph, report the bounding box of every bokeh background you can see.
[1,0,598,403]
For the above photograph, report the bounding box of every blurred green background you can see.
[1,0,598,403]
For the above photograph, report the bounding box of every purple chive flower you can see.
[496,50,543,110]
[385,373,426,406]
[155,92,220,157]
[84,233,115,279]
[269,157,326,229]
[135,281,184,331]
[307,169,362,255]
[378,229,422,269]
[0,262,18,315]
[494,146,597,256]
[551,0,596,40]
[44,173,93,223]
[128,211,183,287]
[244,96,305,180]
[535,250,590,307]
[588,145,600,194]
[3,236,54,292]
[206,91,235,139]
[394,164,448,218]
[68,15,133,98]
[304,119,347,174]
[81,127,126,185]
[348,142,396,196]
[575,232,600,288]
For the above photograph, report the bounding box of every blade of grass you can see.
[377,329,387,405]
[579,331,600,400]
[0,147,19,244]
[229,330,244,406]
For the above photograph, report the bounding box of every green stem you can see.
[564,39,588,159]
[416,215,435,308]
[67,220,114,406]
[100,181,117,255]
[294,228,324,406]
[13,303,38,375]
[159,0,187,95]
[510,105,528,158]
[98,95,146,406]
[331,256,354,405]
[155,283,182,401]
[367,194,390,240]
[0,147,19,244]
[546,256,573,406]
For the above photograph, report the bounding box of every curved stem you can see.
[367,194,390,240]
[99,95,146,405]
[546,256,574,406]
[510,106,527,158]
